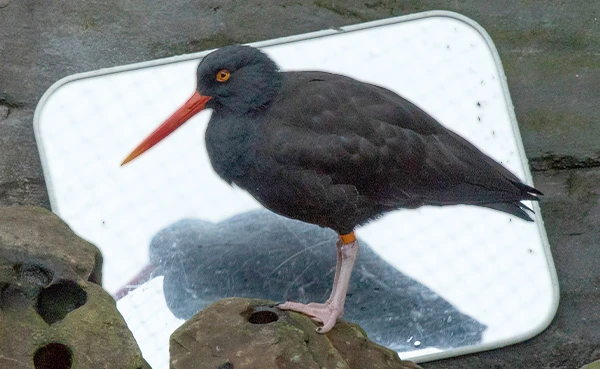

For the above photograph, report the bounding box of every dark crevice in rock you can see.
[248,309,279,324]
[33,343,73,369]
[36,282,87,325]
[530,153,600,171]
[240,304,281,325]
[13,263,53,287]
[0,92,25,108]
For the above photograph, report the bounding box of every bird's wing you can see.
[264,72,538,209]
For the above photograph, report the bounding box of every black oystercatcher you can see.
[122,45,542,333]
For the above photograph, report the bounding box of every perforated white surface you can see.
[35,11,557,367]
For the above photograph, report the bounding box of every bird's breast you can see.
[204,113,266,185]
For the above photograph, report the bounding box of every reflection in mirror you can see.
[144,210,485,350]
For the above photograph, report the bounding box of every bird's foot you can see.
[277,300,342,333]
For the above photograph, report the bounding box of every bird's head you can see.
[121,45,282,166]
[198,45,282,113]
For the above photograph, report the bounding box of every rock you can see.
[0,205,102,287]
[0,282,150,369]
[0,105,8,120]
[170,297,422,369]
[582,361,600,369]
[0,206,149,368]
[151,210,485,352]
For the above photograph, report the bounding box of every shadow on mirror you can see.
[125,210,485,352]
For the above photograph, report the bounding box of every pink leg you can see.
[326,240,343,304]
[278,237,359,333]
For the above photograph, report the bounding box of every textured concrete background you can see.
[0,1,598,368]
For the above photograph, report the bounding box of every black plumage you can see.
[199,46,541,234]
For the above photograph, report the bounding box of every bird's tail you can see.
[481,182,542,222]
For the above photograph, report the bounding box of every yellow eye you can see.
[216,69,230,82]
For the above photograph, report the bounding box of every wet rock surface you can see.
[0,206,149,369]
[170,297,423,369]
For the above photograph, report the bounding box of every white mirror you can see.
[34,11,558,369]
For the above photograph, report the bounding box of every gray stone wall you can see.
[1,1,598,367]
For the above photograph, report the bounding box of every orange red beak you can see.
[121,92,212,166]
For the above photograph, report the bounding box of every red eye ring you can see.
[216,69,230,82]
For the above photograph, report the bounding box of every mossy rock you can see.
[170,297,422,369]
[0,281,150,369]
[581,361,600,369]
[0,205,102,288]
[0,206,149,368]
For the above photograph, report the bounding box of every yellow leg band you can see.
[339,232,356,244]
